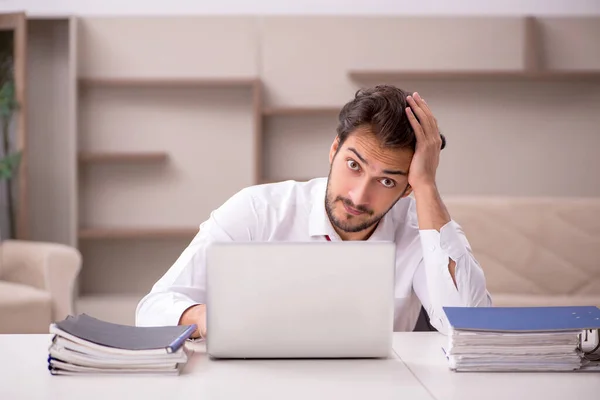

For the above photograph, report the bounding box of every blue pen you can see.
[167,324,197,353]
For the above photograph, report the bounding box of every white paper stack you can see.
[445,330,582,372]
[48,314,196,376]
[442,306,600,373]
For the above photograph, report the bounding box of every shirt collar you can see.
[308,178,396,242]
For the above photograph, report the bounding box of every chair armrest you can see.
[0,240,82,321]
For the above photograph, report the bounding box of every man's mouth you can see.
[343,202,364,216]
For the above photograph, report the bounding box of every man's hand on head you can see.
[405,92,443,193]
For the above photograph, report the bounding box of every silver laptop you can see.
[205,241,396,359]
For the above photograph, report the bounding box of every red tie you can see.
[325,235,331,241]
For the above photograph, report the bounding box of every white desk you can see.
[393,332,600,400]
[0,334,431,400]
[2,333,598,400]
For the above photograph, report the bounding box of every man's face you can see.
[325,128,413,237]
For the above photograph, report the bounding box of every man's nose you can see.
[348,180,370,208]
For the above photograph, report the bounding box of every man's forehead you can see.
[343,133,412,168]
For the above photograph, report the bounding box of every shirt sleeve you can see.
[135,188,264,327]
[413,219,493,335]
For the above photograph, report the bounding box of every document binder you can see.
[442,306,600,372]
[443,306,600,332]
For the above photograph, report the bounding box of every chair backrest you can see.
[443,196,600,297]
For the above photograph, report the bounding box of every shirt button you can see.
[430,245,436,252]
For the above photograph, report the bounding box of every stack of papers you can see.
[445,330,582,371]
[442,306,600,372]
[48,314,196,376]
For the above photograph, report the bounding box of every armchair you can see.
[0,240,81,333]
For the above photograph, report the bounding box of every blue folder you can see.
[443,306,600,332]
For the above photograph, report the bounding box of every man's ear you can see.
[401,183,413,198]
[329,136,341,164]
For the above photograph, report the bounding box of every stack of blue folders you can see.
[442,306,600,372]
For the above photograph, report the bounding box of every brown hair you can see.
[336,85,446,151]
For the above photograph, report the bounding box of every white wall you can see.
[2,0,600,16]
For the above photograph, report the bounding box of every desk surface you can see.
[393,332,600,400]
[0,334,430,400]
[1,333,598,400]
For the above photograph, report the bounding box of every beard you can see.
[324,169,408,234]
[325,192,384,233]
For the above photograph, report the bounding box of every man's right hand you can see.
[179,304,207,339]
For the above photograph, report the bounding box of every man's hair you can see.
[336,85,446,151]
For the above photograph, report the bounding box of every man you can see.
[136,85,492,337]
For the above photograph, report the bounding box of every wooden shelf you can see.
[260,177,315,184]
[78,227,199,240]
[263,106,340,116]
[78,77,259,88]
[348,70,600,81]
[78,151,169,164]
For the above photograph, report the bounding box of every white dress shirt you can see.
[136,177,492,334]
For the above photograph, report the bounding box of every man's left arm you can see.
[412,183,456,285]
[405,93,492,333]
[414,182,492,306]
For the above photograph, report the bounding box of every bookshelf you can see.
[71,16,261,309]
[78,227,198,240]
[77,151,169,164]
[261,110,337,184]
[260,176,313,184]
[76,80,260,230]
[262,106,340,116]
[78,77,259,88]
[347,70,600,82]
[346,16,600,83]
[261,105,339,183]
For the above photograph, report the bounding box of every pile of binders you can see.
[47,313,197,375]
[443,306,600,372]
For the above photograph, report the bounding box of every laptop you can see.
[205,241,396,359]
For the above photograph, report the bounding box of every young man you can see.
[135,85,492,337]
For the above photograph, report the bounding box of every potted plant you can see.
[0,31,21,240]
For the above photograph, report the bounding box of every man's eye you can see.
[380,178,396,188]
[347,160,360,171]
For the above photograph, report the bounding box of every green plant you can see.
[0,79,20,180]
[0,31,21,239]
